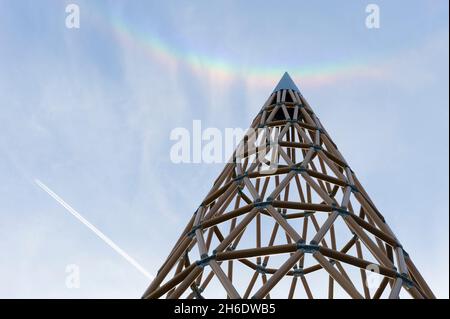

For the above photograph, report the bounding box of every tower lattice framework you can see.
[143,73,435,299]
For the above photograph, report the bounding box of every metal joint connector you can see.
[256,264,267,274]
[290,165,307,173]
[303,211,314,217]
[348,184,359,193]
[297,241,320,253]
[397,273,414,288]
[334,207,351,217]
[310,144,322,152]
[196,253,216,268]
[253,198,273,209]
[292,268,304,277]
[187,224,202,238]
[233,172,248,182]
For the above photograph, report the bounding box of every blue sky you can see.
[0,0,448,298]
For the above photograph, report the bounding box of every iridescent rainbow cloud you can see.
[106,13,385,90]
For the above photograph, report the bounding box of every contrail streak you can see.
[35,179,154,281]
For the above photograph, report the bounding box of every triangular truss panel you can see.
[143,73,435,299]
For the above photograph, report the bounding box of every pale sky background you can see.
[0,0,448,298]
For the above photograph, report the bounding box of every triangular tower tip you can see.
[272,72,300,93]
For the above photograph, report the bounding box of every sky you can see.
[0,0,448,298]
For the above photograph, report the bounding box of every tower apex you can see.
[272,72,300,93]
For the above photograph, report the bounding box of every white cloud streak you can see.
[34,179,154,281]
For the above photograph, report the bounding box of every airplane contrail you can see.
[35,179,154,281]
